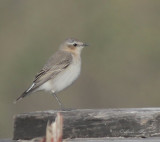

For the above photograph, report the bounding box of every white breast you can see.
[39,57,81,93]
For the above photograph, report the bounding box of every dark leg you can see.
[52,93,65,110]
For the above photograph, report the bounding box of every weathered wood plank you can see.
[66,137,160,142]
[12,137,160,142]
[3,138,160,142]
[13,108,160,140]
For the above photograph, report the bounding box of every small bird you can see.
[15,38,88,109]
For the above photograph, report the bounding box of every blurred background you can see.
[0,0,160,138]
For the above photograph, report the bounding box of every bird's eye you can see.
[73,43,77,47]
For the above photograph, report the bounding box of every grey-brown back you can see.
[33,50,72,90]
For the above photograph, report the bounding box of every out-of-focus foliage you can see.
[0,0,160,138]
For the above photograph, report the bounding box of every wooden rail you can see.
[13,108,160,141]
[1,138,160,142]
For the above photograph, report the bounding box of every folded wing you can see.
[15,51,72,102]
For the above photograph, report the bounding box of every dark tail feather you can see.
[14,91,30,104]
[14,83,35,104]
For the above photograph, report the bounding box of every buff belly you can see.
[38,60,81,93]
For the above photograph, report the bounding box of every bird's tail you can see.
[14,83,35,104]
[14,91,29,104]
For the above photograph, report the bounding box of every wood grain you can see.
[13,108,160,140]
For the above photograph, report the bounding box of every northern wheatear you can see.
[15,38,88,109]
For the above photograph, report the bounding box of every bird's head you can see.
[60,38,88,55]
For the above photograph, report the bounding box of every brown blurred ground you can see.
[0,0,160,138]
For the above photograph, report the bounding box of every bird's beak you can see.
[82,43,89,47]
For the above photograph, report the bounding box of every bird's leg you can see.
[52,93,65,110]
